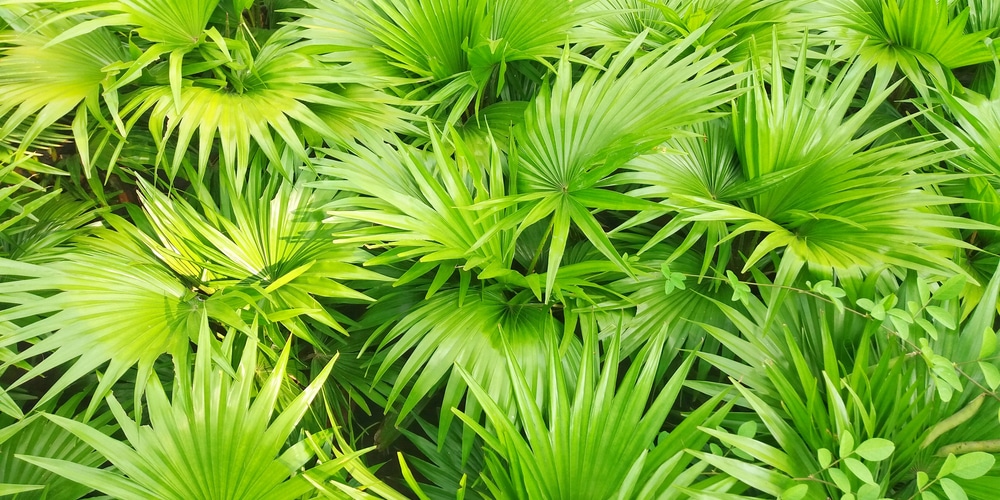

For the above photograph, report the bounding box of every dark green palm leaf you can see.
[370,285,581,448]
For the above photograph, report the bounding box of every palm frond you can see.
[15,318,374,499]
[0,396,112,500]
[0,225,201,417]
[455,325,733,499]
[820,0,993,95]
[0,9,129,153]
[369,285,581,450]
[490,30,740,301]
[131,172,387,342]
[120,25,415,181]
[688,38,982,285]
[315,129,518,287]
[295,0,599,123]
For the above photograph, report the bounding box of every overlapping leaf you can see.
[16,319,369,499]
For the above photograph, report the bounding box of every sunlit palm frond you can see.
[3,2,1000,498]
[131,173,388,343]
[0,9,129,153]
[581,0,806,61]
[926,81,1000,184]
[0,226,201,417]
[922,82,1000,306]
[614,118,742,275]
[455,326,734,499]
[578,0,671,48]
[968,0,1000,35]
[291,0,413,84]
[122,25,414,181]
[316,129,523,292]
[0,153,87,263]
[15,320,380,500]
[489,30,740,301]
[687,39,982,288]
[33,0,222,46]
[820,0,993,95]
[296,0,598,123]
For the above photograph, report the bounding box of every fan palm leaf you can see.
[0,8,129,154]
[0,396,112,500]
[120,25,414,181]
[925,79,1000,185]
[0,196,97,263]
[614,118,743,275]
[486,30,740,301]
[968,0,1000,35]
[315,129,519,288]
[130,173,388,343]
[819,0,994,95]
[0,153,93,263]
[398,415,487,499]
[592,244,736,358]
[1,1,416,180]
[0,225,203,417]
[368,285,581,448]
[295,0,599,124]
[685,39,983,288]
[14,317,379,499]
[455,324,734,499]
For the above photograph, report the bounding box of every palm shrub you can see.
[2,1,1000,499]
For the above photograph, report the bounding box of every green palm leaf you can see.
[968,0,1000,35]
[121,25,414,180]
[296,0,599,123]
[609,246,735,357]
[0,396,112,500]
[0,9,129,153]
[926,81,1000,184]
[615,118,744,275]
[15,317,370,499]
[316,128,524,290]
[489,29,740,301]
[820,0,994,95]
[692,271,1000,499]
[0,190,97,263]
[370,285,581,447]
[0,153,94,263]
[0,226,202,417]
[398,415,487,499]
[690,38,983,286]
[455,324,733,499]
[131,173,388,343]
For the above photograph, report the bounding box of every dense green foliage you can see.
[2,0,1000,498]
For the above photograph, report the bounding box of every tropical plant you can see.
[2,1,1000,499]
